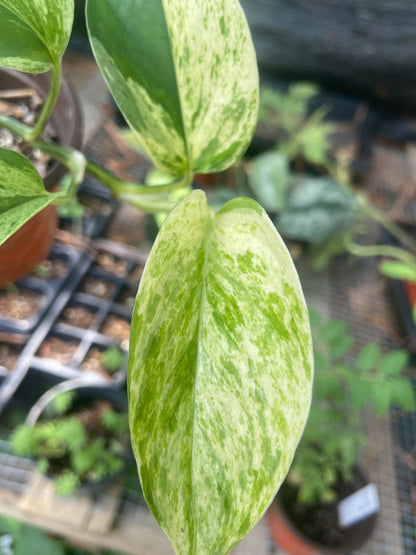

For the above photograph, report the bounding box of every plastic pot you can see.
[0,67,83,286]
[267,467,378,555]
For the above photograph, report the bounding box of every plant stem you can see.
[30,64,62,141]
[345,239,416,272]
[0,64,62,142]
[85,160,191,195]
[85,160,192,212]
[33,138,86,203]
[0,111,192,212]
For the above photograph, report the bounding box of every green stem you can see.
[0,64,62,142]
[33,138,86,202]
[85,160,191,195]
[86,160,192,212]
[0,110,191,213]
[345,239,416,271]
[30,64,62,141]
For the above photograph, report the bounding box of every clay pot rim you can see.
[267,466,378,555]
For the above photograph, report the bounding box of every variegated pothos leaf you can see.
[0,0,74,72]
[0,148,65,245]
[86,0,259,177]
[128,190,313,554]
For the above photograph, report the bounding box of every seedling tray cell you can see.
[0,240,146,413]
[58,301,99,329]
[0,282,50,335]
[0,242,84,338]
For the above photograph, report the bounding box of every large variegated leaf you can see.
[86,0,258,177]
[0,0,73,72]
[0,148,64,245]
[128,190,313,554]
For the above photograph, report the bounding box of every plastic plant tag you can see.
[338,483,379,529]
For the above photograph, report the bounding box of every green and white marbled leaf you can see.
[128,190,313,554]
[0,148,64,245]
[0,0,73,72]
[86,0,258,177]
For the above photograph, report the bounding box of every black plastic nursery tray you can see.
[59,179,118,238]
[0,239,148,414]
[0,242,84,340]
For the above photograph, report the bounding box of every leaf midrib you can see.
[190,209,215,552]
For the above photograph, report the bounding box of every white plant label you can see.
[338,483,379,528]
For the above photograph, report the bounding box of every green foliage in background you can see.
[11,399,129,497]
[288,309,415,506]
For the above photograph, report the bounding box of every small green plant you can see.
[258,83,335,167]
[101,346,125,374]
[286,309,415,505]
[11,396,130,496]
[250,83,416,318]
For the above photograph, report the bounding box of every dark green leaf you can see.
[0,0,73,72]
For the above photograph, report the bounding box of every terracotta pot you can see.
[0,67,83,285]
[0,205,58,288]
[267,468,378,555]
[267,496,320,555]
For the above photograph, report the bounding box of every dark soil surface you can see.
[115,286,136,311]
[38,336,79,365]
[0,287,44,321]
[0,344,23,372]
[128,264,144,283]
[81,347,113,380]
[95,252,127,277]
[60,304,97,329]
[77,276,115,299]
[0,87,56,177]
[29,258,69,280]
[100,314,130,347]
[279,470,376,550]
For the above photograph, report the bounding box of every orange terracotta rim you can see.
[0,205,58,288]
[266,498,319,555]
